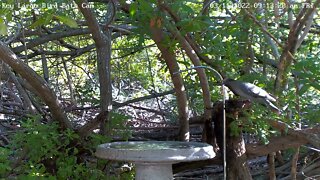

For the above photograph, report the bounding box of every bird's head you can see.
[223,78,235,85]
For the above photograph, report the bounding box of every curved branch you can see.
[0,41,72,129]
[275,1,320,93]
[166,24,212,121]
[150,23,190,141]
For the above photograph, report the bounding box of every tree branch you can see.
[76,0,113,135]
[0,41,72,129]
[12,28,91,54]
[149,17,190,141]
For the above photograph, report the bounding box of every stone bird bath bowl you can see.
[96,141,215,180]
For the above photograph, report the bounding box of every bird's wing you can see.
[225,79,280,114]
[243,83,276,102]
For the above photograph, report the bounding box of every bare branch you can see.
[12,28,91,54]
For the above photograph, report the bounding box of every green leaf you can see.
[181,4,194,14]
[0,20,8,35]
[311,82,320,90]
[30,14,53,28]
[129,2,137,16]
[55,15,79,28]
[299,85,309,95]
[139,0,153,13]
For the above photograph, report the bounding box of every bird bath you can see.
[96,141,215,180]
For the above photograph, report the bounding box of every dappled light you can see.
[0,0,319,179]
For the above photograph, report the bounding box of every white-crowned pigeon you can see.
[223,78,281,114]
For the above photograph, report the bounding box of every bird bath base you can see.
[96,141,215,180]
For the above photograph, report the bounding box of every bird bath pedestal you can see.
[96,141,215,180]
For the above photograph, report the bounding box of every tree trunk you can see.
[213,100,252,180]
[76,0,113,135]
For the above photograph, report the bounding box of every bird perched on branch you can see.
[223,78,281,114]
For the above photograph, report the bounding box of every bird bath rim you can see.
[95,141,215,163]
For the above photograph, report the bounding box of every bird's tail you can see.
[266,100,281,115]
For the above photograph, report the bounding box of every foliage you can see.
[1,117,108,179]
[107,111,132,140]
[0,147,11,176]
[1,118,97,179]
